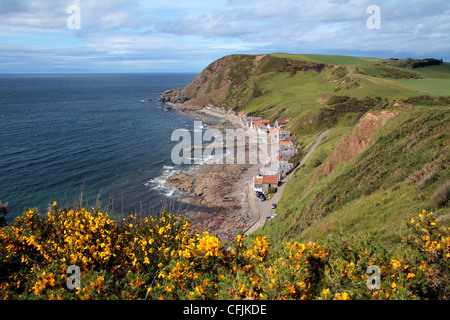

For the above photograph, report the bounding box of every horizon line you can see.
[0,71,202,75]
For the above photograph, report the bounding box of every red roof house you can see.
[262,175,278,185]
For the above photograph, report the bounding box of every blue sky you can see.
[0,0,449,73]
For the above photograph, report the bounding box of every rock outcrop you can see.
[158,88,190,104]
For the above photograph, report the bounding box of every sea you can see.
[0,73,213,224]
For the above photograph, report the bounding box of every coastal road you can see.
[245,130,329,235]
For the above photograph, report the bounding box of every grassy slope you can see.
[244,54,424,120]
[391,63,450,96]
[230,53,450,246]
[355,62,450,96]
[271,53,383,65]
[258,106,449,246]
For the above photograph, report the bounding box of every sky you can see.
[0,0,449,73]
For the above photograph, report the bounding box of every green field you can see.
[271,53,384,65]
[354,61,450,96]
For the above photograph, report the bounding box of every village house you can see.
[204,106,298,194]
[263,175,279,189]
[253,175,279,193]
[279,140,295,160]
[261,119,272,134]
[280,130,291,140]
[259,164,281,180]
[251,120,264,131]
[269,128,291,141]
[246,117,262,128]
[253,177,263,193]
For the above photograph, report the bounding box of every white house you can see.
[253,177,263,193]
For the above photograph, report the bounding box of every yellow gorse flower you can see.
[1,208,449,300]
[196,234,222,258]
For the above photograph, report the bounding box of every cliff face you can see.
[159,54,258,109]
[308,110,396,189]
[159,54,329,110]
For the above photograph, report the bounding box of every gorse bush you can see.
[0,204,449,300]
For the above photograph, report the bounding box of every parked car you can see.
[271,203,277,209]
[265,216,271,221]
[259,195,266,201]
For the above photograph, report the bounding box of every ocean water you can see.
[0,73,208,223]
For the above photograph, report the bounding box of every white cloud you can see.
[0,0,449,73]
[212,41,272,51]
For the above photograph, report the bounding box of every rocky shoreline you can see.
[164,108,260,242]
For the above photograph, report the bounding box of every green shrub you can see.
[268,187,278,194]
[1,206,448,300]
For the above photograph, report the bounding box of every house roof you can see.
[280,140,294,146]
[261,119,270,123]
[262,176,278,184]
[252,120,262,126]
[254,177,263,184]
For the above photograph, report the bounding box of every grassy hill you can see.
[1,53,449,301]
[250,56,450,245]
[173,52,450,247]
[259,105,449,245]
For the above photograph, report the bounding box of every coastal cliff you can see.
[1,54,448,301]
[159,53,450,247]
[159,54,330,110]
